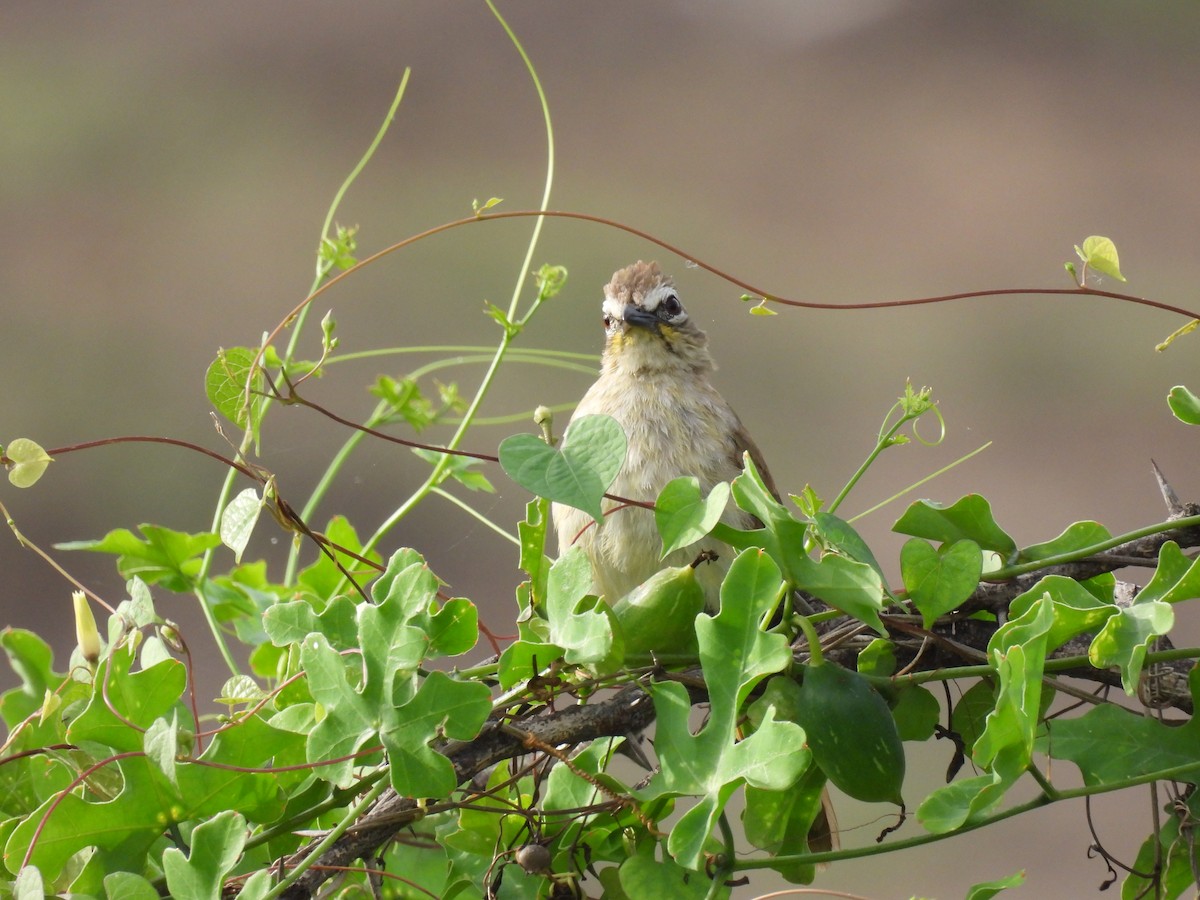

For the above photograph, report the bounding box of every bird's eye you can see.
[660,294,683,318]
[602,314,614,329]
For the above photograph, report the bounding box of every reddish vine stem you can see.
[39,435,259,480]
[254,209,1200,379]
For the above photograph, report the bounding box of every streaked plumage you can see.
[552,260,773,609]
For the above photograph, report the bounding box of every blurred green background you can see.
[4,2,1199,896]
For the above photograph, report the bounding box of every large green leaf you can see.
[655,476,730,559]
[162,810,247,900]
[640,550,805,870]
[499,414,626,521]
[545,547,614,667]
[57,526,221,593]
[900,537,982,627]
[917,595,1053,832]
[1045,668,1200,786]
[381,672,491,798]
[893,495,1017,557]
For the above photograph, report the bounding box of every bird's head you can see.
[599,261,713,376]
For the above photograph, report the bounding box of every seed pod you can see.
[610,564,705,659]
[794,662,905,805]
[515,843,552,875]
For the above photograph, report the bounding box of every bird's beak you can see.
[622,303,659,332]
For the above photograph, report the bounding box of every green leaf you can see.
[950,679,997,755]
[1167,385,1200,425]
[1121,792,1200,900]
[162,809,247,900]
[102,871,161,900]
[6,754,175,881]
[545,548,615,666]
[857,638,896,677]
[497,640,564,691]
[916,773,997,834]
[472,196,504,216]
[725,455,891,631]
[1045,668,1200,785]
[517,498,552,611]
[5,438,53,488]
[218,487,261,564]
[318,223,358,270]
[14,866,44,900]
[892,685,941,742]
[730,453,788,525]
[0,630,60,726]
[1088,601,1174,694]
[57,526,221,593]
[205,346,265,433]
[811,512,886,582]
[483,301,520,337]
[1076,235,1126,282]
[143,713,183,786]
[533,263,568,300]
[427,597,479,657]
[1017,520,1111,563]
[262,595,359,650]
[499,414,627,521]
[69,651,188,752]
[742,767,826,884]
[371,375,438,432]
[301,632,379,787]
[965,870,1026,899]
[655,477,731,559]
[787,552,887,636]
[893,495,1017,557]
[1135,541,1200,605]
[919,596,1054,832]
[294,515,381,603]
[642,550,805,870]
[412,448,495,492]
[617,850,714,899]
[382,672,491,798]
[900,538,982,628]
[1008,575,1116,651]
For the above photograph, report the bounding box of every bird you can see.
[551,259,777,611]
[551,260,836,854]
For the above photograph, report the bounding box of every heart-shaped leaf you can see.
[6,438,53,488]
[655,476,730,559]
[499,414,626,521]
[900,538,982,628]
[1168,385,1200,425]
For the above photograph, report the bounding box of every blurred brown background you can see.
[3,1,1199,896]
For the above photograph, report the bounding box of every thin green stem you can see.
[346,1,555,569]
[733,757,1200,873]
[195,79,409,673]
[316,74,410,280]
[863,645,1200,689]
[485,0,554,322]
[431,487,519,546]
[990,513,1200,580]
[258,777,390,899]
[795,615,824,666]
[849,441,992,522]
[708,813,738,899]
[325,345,596,365]
[827,415,908,515]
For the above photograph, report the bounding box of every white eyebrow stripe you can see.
[602,296,625,320]
[641,284,674,313]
